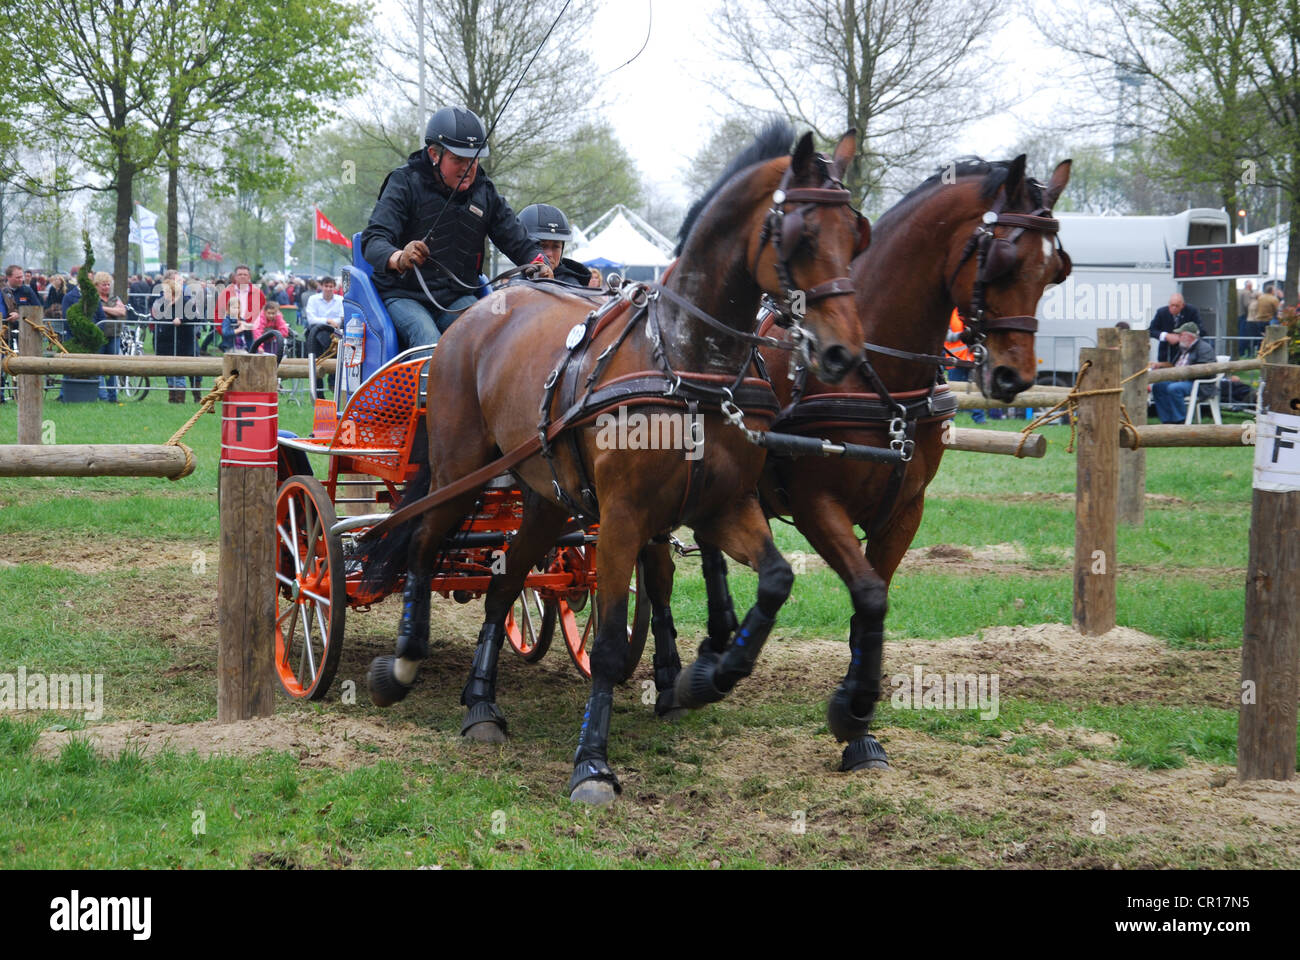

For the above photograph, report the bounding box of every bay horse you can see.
[667,155,1073,771]
[359,123,868,805]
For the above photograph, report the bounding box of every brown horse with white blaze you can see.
[359,124,867,805]
[672,155,1072,772]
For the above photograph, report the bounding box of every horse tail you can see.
[358,463,431,595]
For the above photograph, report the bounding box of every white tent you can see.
[1239,222,1289,284]
[571,204,674,281]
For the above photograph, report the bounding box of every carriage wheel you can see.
[561,560,650,682]
[274,475,346,700]
[505,588,557,662]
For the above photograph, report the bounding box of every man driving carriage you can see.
[518,204,602,289]
[360,106,552,350]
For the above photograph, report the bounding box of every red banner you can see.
[200,242,224,262]
[314,208,353,249]
[221,393,279,468]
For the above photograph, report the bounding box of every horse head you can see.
[676,124,867,385]
[946,155,1072,400]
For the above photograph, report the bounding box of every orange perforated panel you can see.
[334,359,425,482]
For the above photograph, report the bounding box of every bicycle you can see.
[115,317,151,402]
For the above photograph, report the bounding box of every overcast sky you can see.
[586,0,1072,205]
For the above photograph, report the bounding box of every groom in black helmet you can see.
[361,105,552,348]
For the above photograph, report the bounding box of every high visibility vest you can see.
[948,310,974,363]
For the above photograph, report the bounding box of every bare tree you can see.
[709,0,1005,200]
[366,0,600,182]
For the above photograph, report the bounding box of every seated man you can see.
[360,105,551,350]
[303,275,345,394]
[1149,292,1206,364]
[1150,321,1216,423]
[519,204,602,288]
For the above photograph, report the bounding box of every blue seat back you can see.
[343,230,400,380]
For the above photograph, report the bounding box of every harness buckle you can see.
[663,374,681,396]
[543,367,560,390]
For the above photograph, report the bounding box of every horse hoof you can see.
[462,721,506,744]
[569,779,617,807]
[460,701,508,741]
[840,734,889,772]
[673,657,726,710]
[367,655,412,708]
[655,688,687,722]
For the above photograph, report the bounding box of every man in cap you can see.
[360,105,551,349]
[1150,320,1216,423]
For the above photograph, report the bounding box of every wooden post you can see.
[217,352,278,723]
[1073,345,1120,635]
[1098,328,1148,526]
[17,305,45,445]
[1238,362,1300,781]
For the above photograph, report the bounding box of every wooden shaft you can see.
[1238,362,1300,781]
[1099,328,1148,525]
[17,306,44,445]
[217,352,278,723]
[1073,346,1119,635]
[1146,357,1260,383]
[955,389,1074,409]
[4,353,334,378]
[941,424,1046,458]
[0,444,190,478]
[1120,424,1256,449]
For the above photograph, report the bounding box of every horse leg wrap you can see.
[394,575,431,661]
[569,687,621,793]
[675,605,775,709]
[827,618,883,743]
[701,549,738,655]
[651,607,683,717]
[840,734,889,772]
[460,622,504,708]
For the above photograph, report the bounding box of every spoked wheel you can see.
[505,588,558,662]
[274,475,346,699]
[118,374,150,401]
[561,558,650,683]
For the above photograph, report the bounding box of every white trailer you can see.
[1033,209,1236,382]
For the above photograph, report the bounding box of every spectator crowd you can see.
[1,264,346,404]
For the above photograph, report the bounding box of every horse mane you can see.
[878,158,1046,233]
[675,120,795,256]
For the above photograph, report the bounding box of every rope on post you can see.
[22,315,69,354]
[1012,361,1122,457]
[162,372,239,480]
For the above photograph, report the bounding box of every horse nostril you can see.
[820,345,855,381]
[993,366,1028,397]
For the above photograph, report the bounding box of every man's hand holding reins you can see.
[388,240,430,273]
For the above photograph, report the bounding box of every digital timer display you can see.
[1172,244,1262,280]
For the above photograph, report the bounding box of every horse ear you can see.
[791,131,816,180]
[1045,158,1072,210]
[1001,154,1026,201]
[831,128,857,181]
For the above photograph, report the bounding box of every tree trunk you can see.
[1287,185,1300,299]
[114,154,134,296]
[166,131,179,270]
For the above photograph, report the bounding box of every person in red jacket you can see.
[217,265,266,352]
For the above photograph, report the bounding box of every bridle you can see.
[946,189,1072,371]
[753,156,869,334]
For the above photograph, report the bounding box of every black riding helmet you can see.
[424,106,490,158]
[518,204,573,242]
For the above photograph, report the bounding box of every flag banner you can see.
[314,208,352,249]
[284,221,296,268]
[134,203,161,272]
[200,242,224,263]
